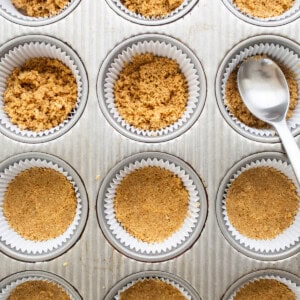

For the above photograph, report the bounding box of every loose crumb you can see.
[120,279,186,300]
[114,166,189,242]
[4,57,77,132]
[114,53,188,131]
[226,167,299,240]
[225,56,298,129]
[233,0,295,18]
[121,0,183,17]
[3,167,77,241]
[8,280,70,300]
[234,279,296,300]
[12,0,69,17]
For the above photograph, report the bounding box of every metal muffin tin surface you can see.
[0,0,299,299]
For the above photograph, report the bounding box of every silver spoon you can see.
[237,57,300,184]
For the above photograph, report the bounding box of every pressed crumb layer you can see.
[8,280,70,300]
[225,56,298,129]
[233,279,296,300]
[3,167,77,241]
[120,279,186,300]
[232,0,295,19]
[12,0,69,17]
[226,167,299,240]
[121,0,183,17]
[3,57,77,132]
[114,166,189,242]
[114,53,188,131]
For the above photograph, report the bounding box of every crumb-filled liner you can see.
[103,39,201,139]
[0,158,82,255]
[0,0,78,26]
[107,0,196,25]
[228,274,300,300]
[222,158,300,255]
[114,276,191,300]
[104,157,201,255]
[0,276,75,300]
[221,42,300,138]
[228,0,300,24]
[0,41,83,139]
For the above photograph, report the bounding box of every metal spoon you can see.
[237,57,300,184]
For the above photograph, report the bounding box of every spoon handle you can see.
[274,121,300,185]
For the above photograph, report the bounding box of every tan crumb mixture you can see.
[225,55,298,129]
[11,0,69,18]
[233,279,296,300]
[3,167,77,241]
[3,57,77,132]
[114,166,189,242]
[120,279,186,300]
[232,0,295,19]
[8,280,70,300]
[121,0,183,17]
[226,167,299,240]
[114,53,188,131]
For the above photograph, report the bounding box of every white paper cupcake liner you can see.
[221,42,300,138]
[109,0,194,23]
[0,41,83,138]
[0,0,75,21]
[228,275,300,300]
[0,276,75,300]
[222,158,300,254]
[115,276,191,300]
[104,157,201,254]
[104,39,200,138]
[229,0,300,22]
[0,158,82,255]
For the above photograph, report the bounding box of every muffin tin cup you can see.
[216,151,300,261]
[104,271,201,300]
[0,35,88,144]
[105,0,198,25]
[115,276,192,299]
[222,269,300,299]
[0,270,82,299]
[0,0,81,27]
[97,34,206,143]
[222,0,300,27]
[0,152,88,262]
[97,152,207,262]
[216,35,300,143]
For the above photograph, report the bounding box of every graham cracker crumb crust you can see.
[225,55,298,129]
[121,0,183,17]
[3,167,77,241]
[12,0,69,18]
[8,280,70,300]
[114,166,189,243]
[233,279,296,300]
[114,53,188,131]
[232,0,295,19]
[3,57,77,132]
[226,167,299,240]
[120,279,186,300]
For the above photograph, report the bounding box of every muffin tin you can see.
[0,0,299,299]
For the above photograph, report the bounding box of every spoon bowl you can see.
[237,57,300,184]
